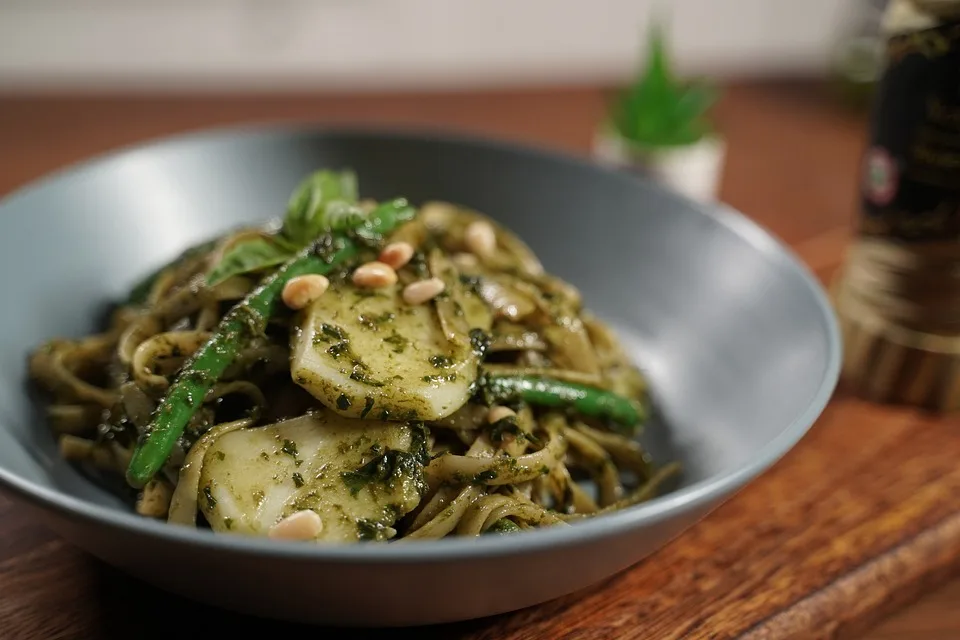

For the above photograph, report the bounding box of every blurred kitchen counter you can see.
[0,80,958,639]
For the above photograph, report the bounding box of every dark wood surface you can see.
[1,81,959,639]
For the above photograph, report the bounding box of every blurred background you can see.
[0,0,865,94]
[0,0,887,209]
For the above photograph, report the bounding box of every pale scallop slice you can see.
[197,411,425,543]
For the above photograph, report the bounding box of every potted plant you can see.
[592,20,725,203]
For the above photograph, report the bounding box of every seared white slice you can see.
[197,411,424,543]
[290,277,488,421]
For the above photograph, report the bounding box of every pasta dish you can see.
[28,169,678,543]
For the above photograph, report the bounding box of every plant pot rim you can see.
[595,124,723,153]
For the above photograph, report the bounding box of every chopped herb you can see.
[469,328,491,357]
[357,518,392,541]
[488,418,542,447]
[281,439,299,457]
[472,469,499,484]
[341,449,428,497]
[224,517,234,530]
[382,331,408,354]
[253,490,265,508]
[328,341,350,359]
[408,421,431,466]
[430,354,455,368]
[202,485,217,510]
[360,396,375,419]
[337,434,371,454]
[259,451,270,461]
[215,450,226,461]
[358,311,395,331]
[292,472,305,488]
[422,373,458,383]
[321,323,345,341]
[350,366,384,387]
[337,394,352,411]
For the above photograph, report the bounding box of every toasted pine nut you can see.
[282,274,330,310]
[487,405,517,424]
[464,220,497,257]
[452,252,479,270]
[402,277,446,305]
[378,242,415,270]
[352,261,398,288]
[268,509,324,541]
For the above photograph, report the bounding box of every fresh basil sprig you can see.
[204,169,364,287]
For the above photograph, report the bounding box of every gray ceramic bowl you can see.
[0,125,840,627]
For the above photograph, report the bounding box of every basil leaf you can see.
[205,237,295,287]
[126,239,218,306]
[282,169,359,244]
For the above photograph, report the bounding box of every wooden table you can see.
[1,81,959,639]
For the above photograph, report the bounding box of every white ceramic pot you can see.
[592,128,727,204]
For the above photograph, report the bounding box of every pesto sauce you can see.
[486,518,521,534]
[349,365,385,387]
[382,331,409,354]
[472,469,499,484]
[429,354,455,368]
[358,311,395,331]
[336,394,352,411]
[356,518,392,541]
[469,328,491,357]
[422,373,458,383]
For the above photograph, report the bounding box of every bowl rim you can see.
[0,122,842,562]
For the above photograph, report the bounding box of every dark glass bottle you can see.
[832,0,960,411]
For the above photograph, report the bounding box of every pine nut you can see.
[378,242,415,270]
[352,261,398,288]
[487,405,517,424]
[464,220,497,256]
[402,277,446,305]
[281,274,329,310]
[268,509,324,541]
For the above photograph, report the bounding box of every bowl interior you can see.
[0,126,839,542]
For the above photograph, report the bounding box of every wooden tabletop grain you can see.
[1,80,959,640]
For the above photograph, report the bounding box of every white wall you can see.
[0,0,857,92]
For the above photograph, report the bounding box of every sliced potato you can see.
[290,276,491,422]
[197,411,424,543]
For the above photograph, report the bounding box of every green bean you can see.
[481,374,645,430]
[125,199,415,487]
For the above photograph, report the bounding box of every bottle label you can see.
[861,17,960,241]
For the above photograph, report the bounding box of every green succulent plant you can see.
[608,20,719,148]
